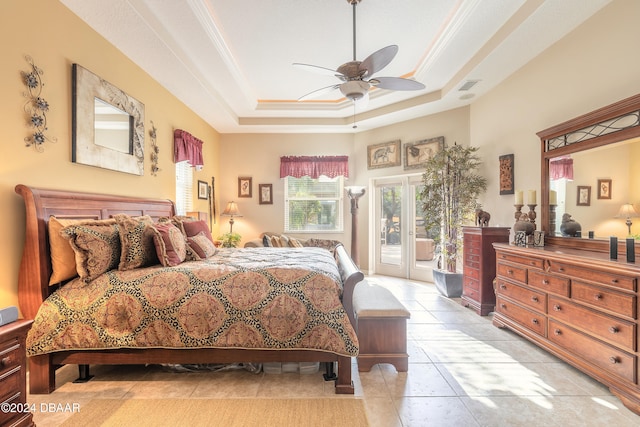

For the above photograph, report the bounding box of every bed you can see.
[15,184,363,394]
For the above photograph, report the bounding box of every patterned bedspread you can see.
[27,247,359,357]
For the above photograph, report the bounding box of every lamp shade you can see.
[615,203,640,219]
[222,201,242,217]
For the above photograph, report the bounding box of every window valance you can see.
[280,155,349,179]
[174,129,204,168]
[549,157,573,180]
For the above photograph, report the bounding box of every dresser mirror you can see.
[538,93,640,252]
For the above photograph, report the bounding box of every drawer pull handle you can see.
[558,267,565,272]
[609,326,619,334]
[500,303,506,309]
[0,357,9,367]
[609,356,619,364]
[594,294,603,301]
[553,304,561,311]
[507,269,514,275]
[500,284,507,290]
[542,279,549,285]
[532,318,539,325]
[531,296,538,303]
[611,279,619,283]
[554,329,561,335]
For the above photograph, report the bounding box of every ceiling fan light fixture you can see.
[340,80,370,101]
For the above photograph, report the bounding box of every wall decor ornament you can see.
[367,140,400,169]
[259,184,273,205]
[149,121,159,176]
[72,64,145,175]
[577,185,591,206]
[404,136,444,170]
[238,177,252,198]
[499,154,515,195]
[597,178,612,199]
[21,55,56,151]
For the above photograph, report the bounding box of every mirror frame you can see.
[538,93,640,252]
[72,64,145,175]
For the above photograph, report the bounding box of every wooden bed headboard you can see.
[15,184,176,319]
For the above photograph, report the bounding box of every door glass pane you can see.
[380,185,402,265]
[414,184,434,268]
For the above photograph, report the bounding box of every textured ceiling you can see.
[60,0,611,133]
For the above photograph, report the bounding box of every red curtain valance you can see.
[174,129,204,168]
[549,157,573,180]
[280,155,349,179]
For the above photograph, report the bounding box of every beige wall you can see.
[471,0,640,233]
[0,0,220,309]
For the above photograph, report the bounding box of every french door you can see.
[371,175,436,282]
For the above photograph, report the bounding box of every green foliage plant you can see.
[217,232,242,248]
[420,143,487,273]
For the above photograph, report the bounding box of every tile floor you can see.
[28,275,640,426]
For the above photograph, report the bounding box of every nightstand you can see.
[0,319,34,427]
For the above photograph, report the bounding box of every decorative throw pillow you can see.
[60,219,120,282]
[180,219,214,243]
[151,222,187,267]
[48,217,80,284]
[187,231,217,259]
[288,237,304,248]
[262,235,273,247]
[114,214,159,271]
[270,235,283,247]
[304,238,342,252]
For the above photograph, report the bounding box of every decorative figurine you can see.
[513,213,535,235]
[560,213,582,237]
[475,208,491,227]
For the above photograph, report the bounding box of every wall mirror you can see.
[538,93,640,252]
[72,64,144,175]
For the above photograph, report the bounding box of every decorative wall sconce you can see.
[149,121,160,176]
[22,55,56,151]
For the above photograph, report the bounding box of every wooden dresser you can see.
[493,243,640,415]
[461,227,510,315]
[0,319,34,427]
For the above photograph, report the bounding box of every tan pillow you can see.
[270,236,282,247]
[48,217,80,285]
[187,231,217,259]
[114,214,159,271]
[288,237,304,248]
[151,222,187,266]
[61,218,120,283]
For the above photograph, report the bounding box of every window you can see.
[284,175,344,232]
[175,160,193,215]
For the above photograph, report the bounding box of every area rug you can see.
[61,398,369,427]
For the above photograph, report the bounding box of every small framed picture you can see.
[597,179,612,199]
[197,180,208,200]
[577,185,591,206]
[367,140,401,169]
[499,154,515,195]
[259,184,273,205]
[404,136,444,170]
[238,177,252,198]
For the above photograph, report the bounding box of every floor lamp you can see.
[345,186,366,267]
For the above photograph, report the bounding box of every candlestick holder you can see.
[527,204,537,229]
[514,204,524,223]
[549,204,557,236]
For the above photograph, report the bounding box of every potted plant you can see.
[217,232,242,248]
[420,143,487,297]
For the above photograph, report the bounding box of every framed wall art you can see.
[367,140,401,169]
[403,136,444,170]
[259,184,273,205]
[499,154,515,195]
[597,179,612,199]
[577,185,591,206]
[72,64,145,175]
[197,180,208,200]
[238,177,252,198]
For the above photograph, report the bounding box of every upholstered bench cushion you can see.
[353,282,410,319]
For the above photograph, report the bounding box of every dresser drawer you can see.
[496,296,546,336]
[549,320,636,383]
[528,270,570,297]
[0,366,21,406]
[571,281,636,320]
[0,340,21,378]
[496,252,544,269]
[464,253,480,267]
[549,262,636,291]
[548,296,635,352]
[464,276,479,291]
[463,285,480,302]
[497,262,527,283]
[495,278,546,313]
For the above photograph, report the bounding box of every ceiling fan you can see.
[294,0,425,103]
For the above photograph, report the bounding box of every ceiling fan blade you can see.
[293,63,344,78]
[373,76,425,91]
[359,45,398,77]
[298,84,340,101]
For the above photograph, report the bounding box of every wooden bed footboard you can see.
[16,185,362,395]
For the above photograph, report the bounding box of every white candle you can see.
[515,190,523,205]
[528,190,536,205]
[549,190,557,205]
